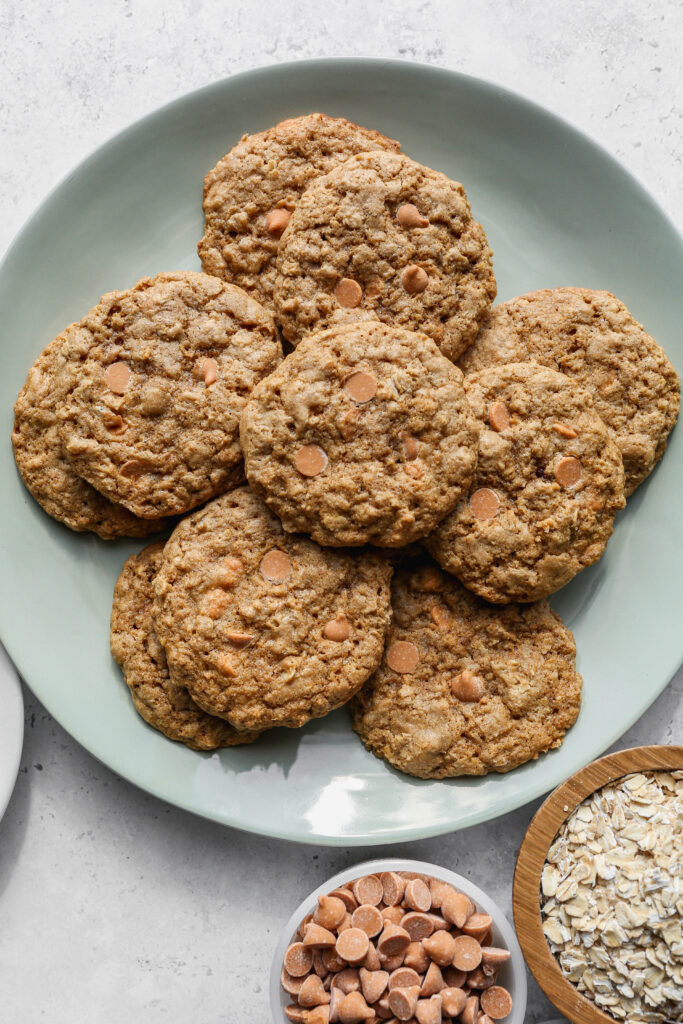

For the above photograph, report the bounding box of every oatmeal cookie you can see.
[111,543,258,750]
[12,333,168,538]
[458,288,680,495]
[240,322,479,548]
[425,362,625,603]
[58,271,281,518]
[273,150,496,360]
[198,113,400,308]
[351,563,582,778]
[152,487,393,731]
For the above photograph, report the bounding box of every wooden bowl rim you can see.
[513,743,683,1024]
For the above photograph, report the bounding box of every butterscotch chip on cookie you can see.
[12,333,169,539]
[425,362,625,603]
[58,272,281,518]
[152,487,393,731]
[273,150,496,360]
[240,322,479,548]
[351,565,582,778]
[110,543,258,750]
[198,113,400,308]
[458,288,680,495]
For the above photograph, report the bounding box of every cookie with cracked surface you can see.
[12,333,169,539]
[273,150,496,360]
[58,271,282,518]
[111,542,259,750]
[351,563,582,778]
[240,322,479,548]
[198,113,400,309]
[458,287,680,495]
[425,362,625,603]
[152,487,393,731]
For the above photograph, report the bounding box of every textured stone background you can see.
[0,1,681,1021]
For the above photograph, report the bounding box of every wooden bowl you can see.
[513,744,683,1024]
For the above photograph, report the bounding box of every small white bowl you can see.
[270,857,527,1024]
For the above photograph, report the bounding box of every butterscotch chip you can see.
[469,487,500,520]
[352,875,383,907]
[203,588,230,619]
[426,362,625,603]
[11,334,170,538]
[351,563,582,777]
[378,950,406,973]
[386,641,419,674]
[337,990,373,1023]
[440,987,468,1017]
[359,967,389,1005]
[381,906,404,926]
[119,459,150,478]
[285,942,314,977]
[57,272,280,518]
[442,968,467,990]
[403,878,431,912]
[315,896,347,932]
[426,913,449,931]
[377,923,411,957]
[387,985,420,1020]
[451,670,486,703]
[226,631,254,648]
[351,905,383,938]
[360,943,380,972]
[415,994,442,1024]
[466,966,498,989]
[404,941,430,974]
[304,923,338,948]
[420,962,445,997]
[461,995,480,1024]
[330,889,359,912]
[396,203,429,228]
[299,974,332,1006]
[400,912,433,942]
[328,987,344,1023]
[440,891,473,928]
[240,322,478,548]
[427,878,456,910]
[322,948,347,974]
[303,1007,329,1024]
[388,966,421,990]
[265,208,291,238]
[153,488,391,729]
[336,928,370,965]
[199,113,400,309]
[312,950,328,978]
[295,445,329,477]
[480,947,511,968]
[337,913,353,933]
[285,1005,305,1023]
[400,265,429,294]
[488,400,510,432]
[422,930,456,966]
[452,934,483,971]
[458,287,680,494]
[331,968,361,993]
[344,371,377,403]
[336,279,363,309]
[480,986,513,1019]
[110,544,258,751]
[552,422,577,438]
[462,913,493,940]
[430,604,450,629]
[274,151,495,360]
[282,968,307,996]
[105,361,131,394]
[380,871,405,907]
[259,548,291,582]
[555,455,582,487]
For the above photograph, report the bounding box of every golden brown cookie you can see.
[152,487,393,731]
[458,288,680,495]
[425,362,626,603]
[351,563,582,778]
[240,322,479,548]
[12,333,169,539]
[198,113,400,309]
[58,271,281,518]
[110,543,259,750]
[273,150,496,360]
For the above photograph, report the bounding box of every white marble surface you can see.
[1,2,681,1020]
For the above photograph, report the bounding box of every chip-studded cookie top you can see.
[425,362,626,603]
[458,287,680,495]
[12,333,169,539]
[273,150,496,360]
[58,271,281,518]
[152,488,393,731]
[110,543,259,750]
[198,113,401,309]
[351,564,582,778]
[240,322,479,548]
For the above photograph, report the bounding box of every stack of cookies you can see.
[13,113,680,778]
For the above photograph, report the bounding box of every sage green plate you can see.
[0,60,681,845]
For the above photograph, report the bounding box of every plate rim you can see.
[0,644,24,823]
[1,57,681,845]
